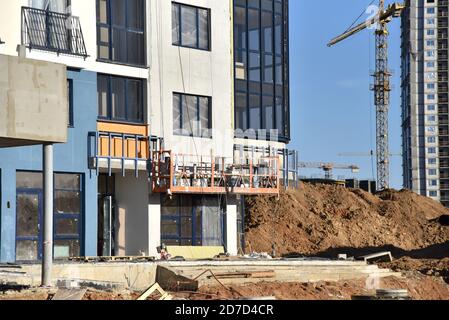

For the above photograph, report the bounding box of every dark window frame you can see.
[97,74,145,124]
[233,0,290,142]
[172,2,211,51]
[15,171,84,261]
[161,195,202,247]
[96,0,147,67]
[173,92,212,138]
[53,173,83,257]
[67,79,74,128]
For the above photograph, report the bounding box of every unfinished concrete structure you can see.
[0,55,68,147]
[0,0,294,264]
[401,0,449,205]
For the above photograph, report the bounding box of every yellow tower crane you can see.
[327,1,404,190]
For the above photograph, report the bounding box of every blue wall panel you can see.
[0,70,98,262]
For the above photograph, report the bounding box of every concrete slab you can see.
[52,288,87,301]
[8,259,401,290]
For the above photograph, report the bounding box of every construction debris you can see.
[359,252,393,264]
[137,283,173,301]
[242,252,273,260]
[208,271,276,280]
[52,288,87,301]
[352,289,411,300]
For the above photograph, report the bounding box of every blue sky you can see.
[289,0,403,189]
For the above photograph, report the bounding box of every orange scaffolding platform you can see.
[151,151,280,195]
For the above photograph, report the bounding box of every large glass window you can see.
[98,75,145,123]
[172,2,211,51]
[161,195,224,247]
[15,171,82,261]
[97,0,146,66]
[67,79,74,127]
[173,93,212,138]
[234,0,290,141]
[30,0,70,13]
[54,173,82,259]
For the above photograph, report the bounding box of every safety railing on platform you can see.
[234,144,299,189]
[88,131,149,177]
[151,151,280,195]
[21,6,88,58]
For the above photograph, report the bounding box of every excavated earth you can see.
[245,183,449,260]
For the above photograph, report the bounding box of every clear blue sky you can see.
[289,0,403,189]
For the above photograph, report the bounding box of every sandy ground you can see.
[245,184,449,259]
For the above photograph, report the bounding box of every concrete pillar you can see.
[42,143,53,287]
[226,197,238,256]
[148,194,161,257]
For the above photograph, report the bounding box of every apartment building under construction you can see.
[402,0,449,206]
[0,0,295,263]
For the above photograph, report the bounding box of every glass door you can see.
[16,191,43,261]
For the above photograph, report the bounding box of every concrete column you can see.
[148,194,161,257]
[42,143,53,287]
[226,197,238,256]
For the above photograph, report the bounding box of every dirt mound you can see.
[180,275,449,300]
[245,183,449,258]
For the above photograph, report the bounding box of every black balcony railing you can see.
[21,6,88,58]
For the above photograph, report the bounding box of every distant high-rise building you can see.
[401,0,449,205]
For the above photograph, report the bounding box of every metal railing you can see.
[21,6,88,58]
[151,151,280,195]
[88,131,149,178]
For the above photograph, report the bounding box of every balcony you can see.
[21,6,88,58]
[151,151,280,196]
[88,123,150,177]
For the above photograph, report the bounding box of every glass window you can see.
[96,0,146,66]
[16,171,82,260]
[31,0,70,13]
[67,80,74,127]
[111,77,126,120]
[97,75,145,123]
[172,2,210,50]
[173,93,211,138]
[233,0,289,141]
[161,195,223,247]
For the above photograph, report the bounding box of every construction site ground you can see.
[1,271,448,300]
[1,183,448,300]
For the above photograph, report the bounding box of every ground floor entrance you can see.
[15,171,83,262]
[97,174,116,257]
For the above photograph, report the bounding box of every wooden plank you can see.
[137,283,173,301]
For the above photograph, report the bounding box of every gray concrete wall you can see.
[115,175,150,256]
[0,55,68,146]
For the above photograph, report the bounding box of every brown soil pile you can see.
[182,274,449,300]
[245,183,449,258]
[382,257,449,284]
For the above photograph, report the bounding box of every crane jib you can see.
[327,3,405,47]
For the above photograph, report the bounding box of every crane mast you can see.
[328,0,404,190]
[374,8,391,191]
